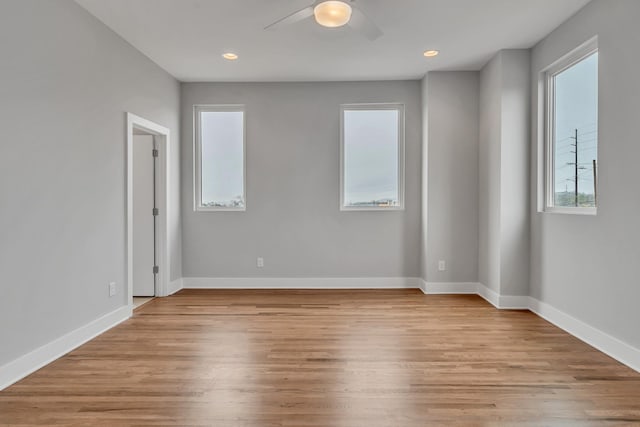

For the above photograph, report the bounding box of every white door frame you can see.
[126,112,171,307]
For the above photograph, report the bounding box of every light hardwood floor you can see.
[1,289,639,426]
[133,296,154,310]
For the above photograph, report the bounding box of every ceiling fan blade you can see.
[264,5,315,30]
[348,7,382,40]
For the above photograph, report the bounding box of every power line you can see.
[578,130,598,137]
[558,126,598,206]
[570,129,579,206]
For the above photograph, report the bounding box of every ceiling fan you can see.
[265,0,383,40]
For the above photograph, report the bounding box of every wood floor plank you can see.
[0,289,639,426]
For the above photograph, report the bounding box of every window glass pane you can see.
[343,109,399,208]
[200,111,244,208]
[553,52,598,207]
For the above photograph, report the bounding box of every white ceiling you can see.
[75,0,590,82]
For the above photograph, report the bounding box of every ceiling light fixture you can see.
[423,50,439,58]
[314,1,353,28]
[222,52,239,60]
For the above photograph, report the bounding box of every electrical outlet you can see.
[438,260,446,272]
[109,282,116,297]
[257,257,264,268]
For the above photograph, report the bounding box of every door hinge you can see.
[153,265,159,274]
[152,149,159,157]
[152,208,159,216]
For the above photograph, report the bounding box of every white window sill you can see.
[544,206,597,216]
[195,207,246,212]
[341,206,405,212]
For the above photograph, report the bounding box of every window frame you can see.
[193,104,247,212]
[543,37,598,215]
[339,103,406,212]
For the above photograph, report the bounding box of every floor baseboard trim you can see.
[421,281,479,294]
[476,283,500,307]
[528,298,640,373]
[183,277,422,290]
[423,281,639,373]
[476,283,530,309]
[498,294,531,310]
[168,278,183,296]
[0,305,132,391]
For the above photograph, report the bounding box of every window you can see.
[544,38,598,214]
[340,104,405,210]
[194,105,246,211]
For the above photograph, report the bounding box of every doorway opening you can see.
[126,113,171,311]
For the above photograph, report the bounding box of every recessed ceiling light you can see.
[423,50,439,58]
[222,52,238,61]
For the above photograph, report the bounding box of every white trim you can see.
[168,278,183,296]
[476,282,500,307]
[0,306,131,391]
[543,36,599,77]
[447,281,639,372]
[340,103,405,211]
[544,206,597,216]
[529,297,640,373]
[421,282,528,310]
[127,113,171,302]
[193,105,246,212]
[421,281,478,294]
[497,294,531,310]
[183,277,421,290]
[542,36,599,214]
[420,281,639,371]
[475,283,530,309]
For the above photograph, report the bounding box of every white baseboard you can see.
[476,283,530,309]
[421,281,479,294]
[529,297,640,373]
[0,305,132,391]
[423,281,639,373]
[476,282,500,307]
[498,294,531,309]
[167,278,183,296]
[183,277,422,289]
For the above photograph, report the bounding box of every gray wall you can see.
[181,81,421,278]
[420,75,430,280]
[479,55,503,292]
[422,72,479,283]
[0,0,181,366]
[479,50,530,296]
[499,50,530,297]
[530,0,640,348]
